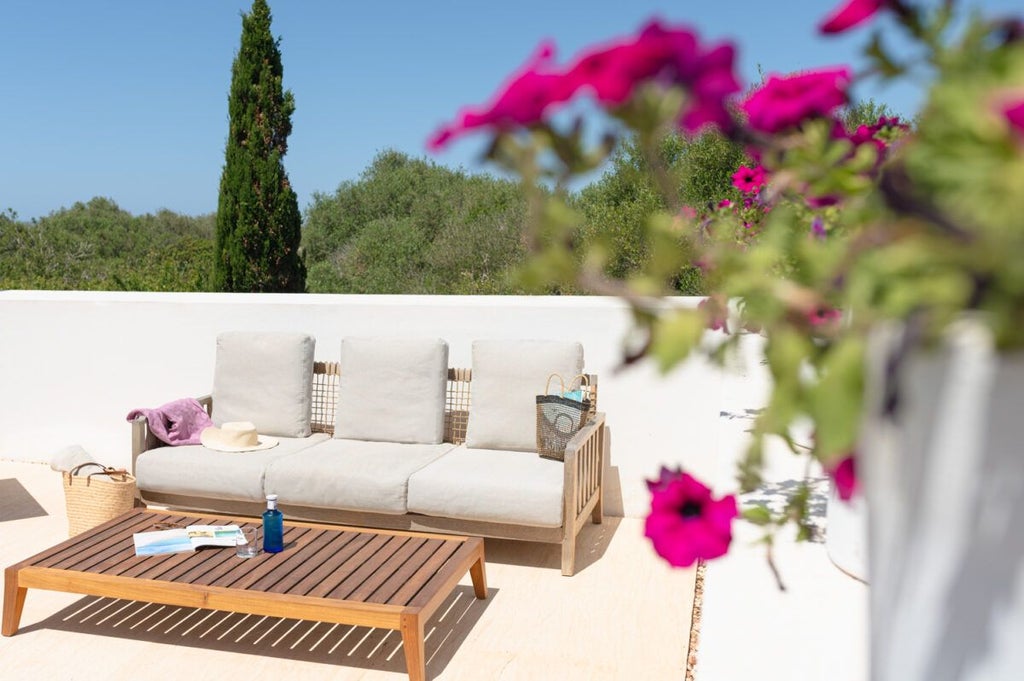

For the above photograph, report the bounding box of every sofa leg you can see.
[561,534,576,577]
[591,492,603,525]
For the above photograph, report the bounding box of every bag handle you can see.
[544,373,567,395]
[67,462,130,484]
[561,374,591,404]
[566,374,590,391]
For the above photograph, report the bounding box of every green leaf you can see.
[865,31,904,79]
[650,310,706,372]
[737,439,764,493]
[742,506,774,526]
[765,327,813,385]
[807,336,866,461]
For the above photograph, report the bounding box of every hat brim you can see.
[200,431,279,453]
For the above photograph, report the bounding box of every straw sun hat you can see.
[200,421,278,452]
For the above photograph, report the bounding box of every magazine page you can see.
[133,525,244,556]
[133,528,193,556]
[185,525,244,548]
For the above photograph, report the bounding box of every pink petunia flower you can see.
[698,297,729,332]
[811,217,827,239]
[731,164,767,193]
[644,467,738,567]
[807,306,842,326]
[828,115,907,179]
[681,42,742,133]
[819,0,887,35]
[563,21,697,105]
[742,68,852,134]
[848,123,881,147]
[565,20,741,134]
[834,115,906,149]
[807,194,841,209]
[429,20,743,151]
[427,42,568,150]
[1004,99,1024,134]
[827,454,859,501]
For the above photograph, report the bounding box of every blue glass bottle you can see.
[262,494,284,553]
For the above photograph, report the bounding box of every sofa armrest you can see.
[131,395,212,474]
[562,412,606,522]
[564,412,603,456]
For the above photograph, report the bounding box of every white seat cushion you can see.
[407,446,565,527]
[335,337,448,444]
[465,339,584,451]
[212,331,315,438]
[135,434,330,502]
[265,438,456,514]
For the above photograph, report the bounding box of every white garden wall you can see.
[0,291,766,518]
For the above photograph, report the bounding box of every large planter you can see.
[825,485,867,583]
[861,320,1024,681]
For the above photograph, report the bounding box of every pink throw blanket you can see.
[126,398,214,446]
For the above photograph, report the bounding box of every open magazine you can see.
[133,525,245,556]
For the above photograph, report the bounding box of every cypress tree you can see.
[213,0,305,292]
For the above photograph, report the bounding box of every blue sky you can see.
[2,0,1017,221]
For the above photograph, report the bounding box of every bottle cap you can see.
[266,494,278,501]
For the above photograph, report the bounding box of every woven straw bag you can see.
[536,374,592,461]
[62,462,137,536]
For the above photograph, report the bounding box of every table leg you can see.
[2,568,26,637]
[469,555,487,600]
[400,613,426,681]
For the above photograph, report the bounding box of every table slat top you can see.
[14,509,481,611]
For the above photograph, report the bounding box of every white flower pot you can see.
[825,485,868,583]
[861,320,1024,681]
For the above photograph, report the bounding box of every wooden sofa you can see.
[131,362,606,576]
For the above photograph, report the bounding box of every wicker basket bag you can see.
[536,374,592,461]
[62,462,137,536]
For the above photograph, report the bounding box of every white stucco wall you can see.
[0,290,757,518]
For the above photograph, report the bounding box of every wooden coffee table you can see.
[3,509,487,681]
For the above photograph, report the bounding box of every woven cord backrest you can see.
[311,361,340,435]
[445,368,472,444]
[310,362,596,442]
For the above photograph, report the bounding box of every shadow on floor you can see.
[0,478,49,522]
[20,584,496,679]
[483,516,622,575]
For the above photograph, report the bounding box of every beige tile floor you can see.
[0,460,695,681]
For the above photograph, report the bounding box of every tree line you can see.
[1,99,891,296]
[0,134,732,295]
[0,199,214,291]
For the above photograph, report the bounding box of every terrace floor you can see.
[0,459,867,680]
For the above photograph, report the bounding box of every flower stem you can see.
[766,544,787,592]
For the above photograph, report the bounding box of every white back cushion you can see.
[212,331,315,438]
[466,339,584,451]
[335,337,449,444]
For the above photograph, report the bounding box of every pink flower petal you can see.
[819,0,886,35]
[828,454,859,501]
[807,306,842,326]
[742,68,852,134]
[427,41,567,150]
[1005,99,1024,134]
[698,298,729,332]
[429,20,742,151]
